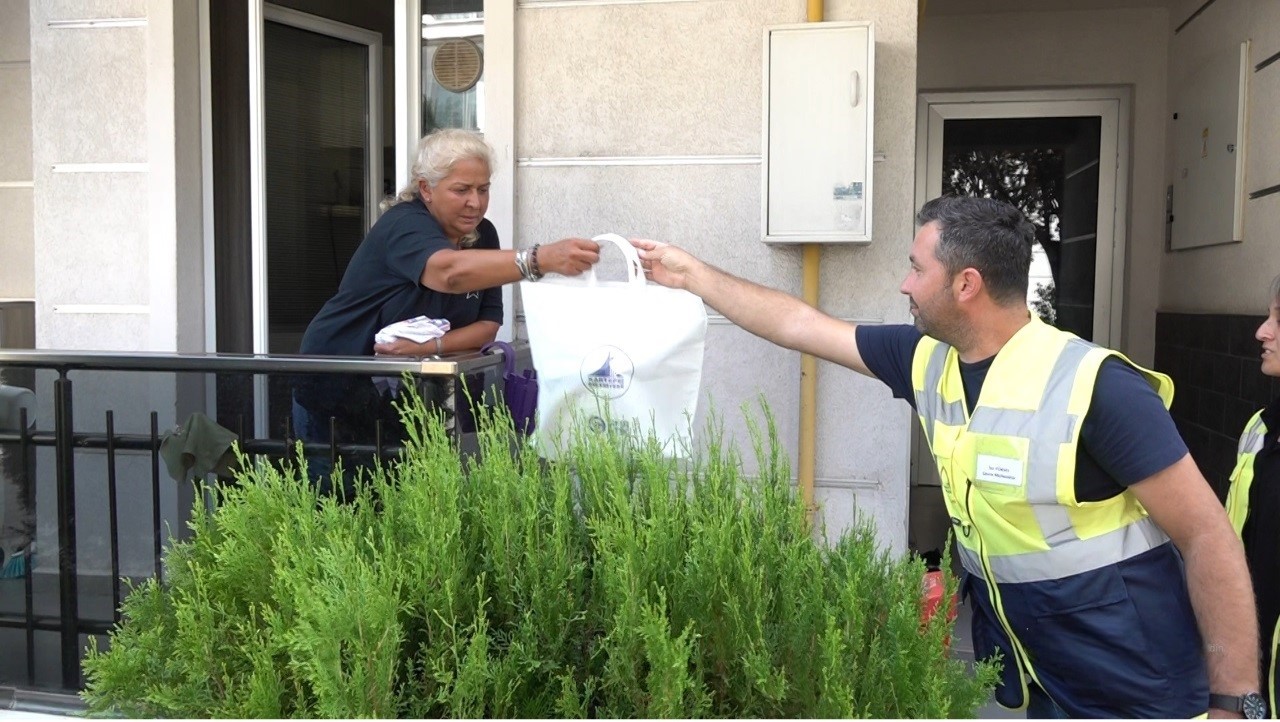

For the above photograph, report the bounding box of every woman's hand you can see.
[373,338,431,356]
[631,238,698,290]
[536,238,601,276]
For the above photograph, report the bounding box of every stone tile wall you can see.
[1154,312,1276,498]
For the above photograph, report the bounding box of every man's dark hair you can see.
[916,196,1035,306]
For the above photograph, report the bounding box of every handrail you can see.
[0,348,507,376]
[0,344,530,693]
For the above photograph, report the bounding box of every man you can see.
[632,196,1261,718]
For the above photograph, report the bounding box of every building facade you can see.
[1,0,1278,561]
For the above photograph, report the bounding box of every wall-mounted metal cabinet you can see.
[762,21,874,244]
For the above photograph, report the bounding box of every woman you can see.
[1225,275,1280,719]
[294,128,599,483]
[300,127,599,359]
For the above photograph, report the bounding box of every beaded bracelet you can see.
[529,244,543,280]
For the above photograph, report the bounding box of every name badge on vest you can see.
[975,454,1023,487]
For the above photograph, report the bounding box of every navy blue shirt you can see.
[857,324,1188,500]
[299,197,503,357]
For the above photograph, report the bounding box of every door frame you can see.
[244,2,383,433]
[908,88,1133,500]
[249,2,384,357]
[915,87,1131,348]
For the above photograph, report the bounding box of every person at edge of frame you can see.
[1222,274,1280,720]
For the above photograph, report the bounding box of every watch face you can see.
[1242,692,1268,719]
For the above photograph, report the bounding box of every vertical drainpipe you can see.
[799,0,824,527]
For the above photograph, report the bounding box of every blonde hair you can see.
[382,128,494,247]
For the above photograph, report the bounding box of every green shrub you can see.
[81,388,996,718]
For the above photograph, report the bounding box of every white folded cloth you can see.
[373,316,452,398]
[374,316,451,345]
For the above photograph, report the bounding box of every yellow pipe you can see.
[800,246,820,523]
[799,0,823,524]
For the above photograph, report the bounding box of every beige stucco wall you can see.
[25,0,203,577]
[1159,0,1280,315]
[516,0,920,552]
[0,0,34,302]
[28,0,204,352]
[918,7,1171,367]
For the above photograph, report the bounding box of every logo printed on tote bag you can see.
[580,346,634,399]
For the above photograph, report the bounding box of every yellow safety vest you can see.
[1226,411,1266,537]
[911,316,1177,710]
[1225,410,1279,718]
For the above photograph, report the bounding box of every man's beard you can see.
[912,302,967,349]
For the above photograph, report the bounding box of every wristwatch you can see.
[1208,692,1268,719]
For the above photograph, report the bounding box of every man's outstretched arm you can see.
[632,239,874,377]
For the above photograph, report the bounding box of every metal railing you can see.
[0,346,524,695]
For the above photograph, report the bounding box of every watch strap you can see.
[1210,692,1268,718]
[1209,693,1246,712]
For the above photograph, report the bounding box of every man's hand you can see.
[631,238,699,290]
[537,237,601,277]
[627,237,872,375]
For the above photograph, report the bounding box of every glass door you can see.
[263,14,381,357]
[917,92,1126,346]
[249,3,384,436]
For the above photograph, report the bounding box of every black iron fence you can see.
[0,347,525,696]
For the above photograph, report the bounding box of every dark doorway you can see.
[209,1,395,437]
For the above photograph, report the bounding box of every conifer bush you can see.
[81,388,996,718]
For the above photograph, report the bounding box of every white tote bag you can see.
[521,233,707,459]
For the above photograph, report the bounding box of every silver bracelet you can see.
[514,250,531,281]
[515,249,538,282]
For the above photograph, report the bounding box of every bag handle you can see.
[585,233,645,288]
[480,340,517,377]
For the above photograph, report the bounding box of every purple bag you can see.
[481,341,538,434]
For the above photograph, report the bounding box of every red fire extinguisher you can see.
[921,568,959,648]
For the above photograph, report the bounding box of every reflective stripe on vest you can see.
[1225,410,1266,538]
[955,515,1168,583]
[914,341,966,450]
[913,319,1171,585]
